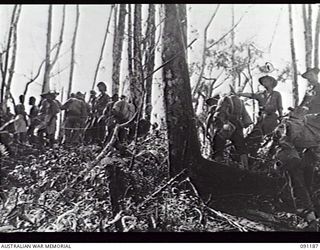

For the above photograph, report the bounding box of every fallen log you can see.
[191,157,283,199]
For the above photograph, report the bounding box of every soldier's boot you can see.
[240,154,249,170]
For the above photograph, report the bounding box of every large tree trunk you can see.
[92,5,114,90]
[130,4,144,109]
[162,4,202,177]
[288,4,299,107]
[144,4,156,122]
[67,5,80,98]
[162,4,280,198]
[177,4,188,61]
[112,4,126,96]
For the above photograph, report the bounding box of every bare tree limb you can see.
[92,5,114,90]
[1,5,18,103]
[5,5,22,103]
[22,59,46,98]
[192,5,220,97]
[50,5,66,69]
[207,6,251,50]
[67,5,80,98]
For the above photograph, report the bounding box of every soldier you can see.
[238,75,283,135]
[36,91,61,147]
[274,112,320,230]
[27,96,39,143]
[61,92,87,145]
[91,82,110,144]
[300,67,320,114]
[13,103,28,144]
[94,82,110,116]
[111,95,136,142]
[100,94,119,144]
[83,90,97,144]
[207,94,252,169]
[76,91,89,143]
[88,90,97,115]
[237,75,283,156]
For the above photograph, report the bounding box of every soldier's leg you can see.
[72,118,81,144]
[231,127,248,169]
[283,156,316,222]
[96,118,106,145]
[63,117,72,144]
[245,123,263,157]
[302,148,317,193]
[211,132,226,161]
[48,118,57,146]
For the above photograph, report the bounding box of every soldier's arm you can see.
[61,99,71,110]
[237,92,256,99]
[277,92,283,117]
[205,112,214,138]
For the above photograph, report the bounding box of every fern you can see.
[0,143,9,157]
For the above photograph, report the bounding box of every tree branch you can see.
[207,6,250,50]
[192,5,220,97]
[92,5,114,90]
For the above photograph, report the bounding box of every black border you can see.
[0,232,319,243]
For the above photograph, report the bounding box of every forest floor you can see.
[0,130,318,232]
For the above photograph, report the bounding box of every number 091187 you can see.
[300,244,319,248]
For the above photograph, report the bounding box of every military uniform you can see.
[61,96,87,144]
[13,104,28,143]
[91,83,110,144]
[251,90,283,135]
[27,104,39,142]
[239,76,283,157]
[300,68,320,114]
[209,95,252,167]
[37,92,61,146]
[275,113,320,226]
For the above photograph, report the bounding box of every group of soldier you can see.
[205,68,320,229]
[205,74,283,168]
[0,81,137,148]
[1,67,320,229]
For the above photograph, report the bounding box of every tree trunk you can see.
[231,4,236,90]
[192,5,220,112]
[288,4,299,107]
[162,4,281,198]
[302,4,313,70]
[0,5,18,104]
[92,5,114,90]
[42,5,53,93]
[112,4,126,96]
[314,5,320,75]
[130,4,144,109]
[144,4,156,122]
[162,4,202,177]
[177,4,188,61]
[42,5,65,93]
[4,5,22,106]
[67,5,80,98]
[127,4,133,88]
